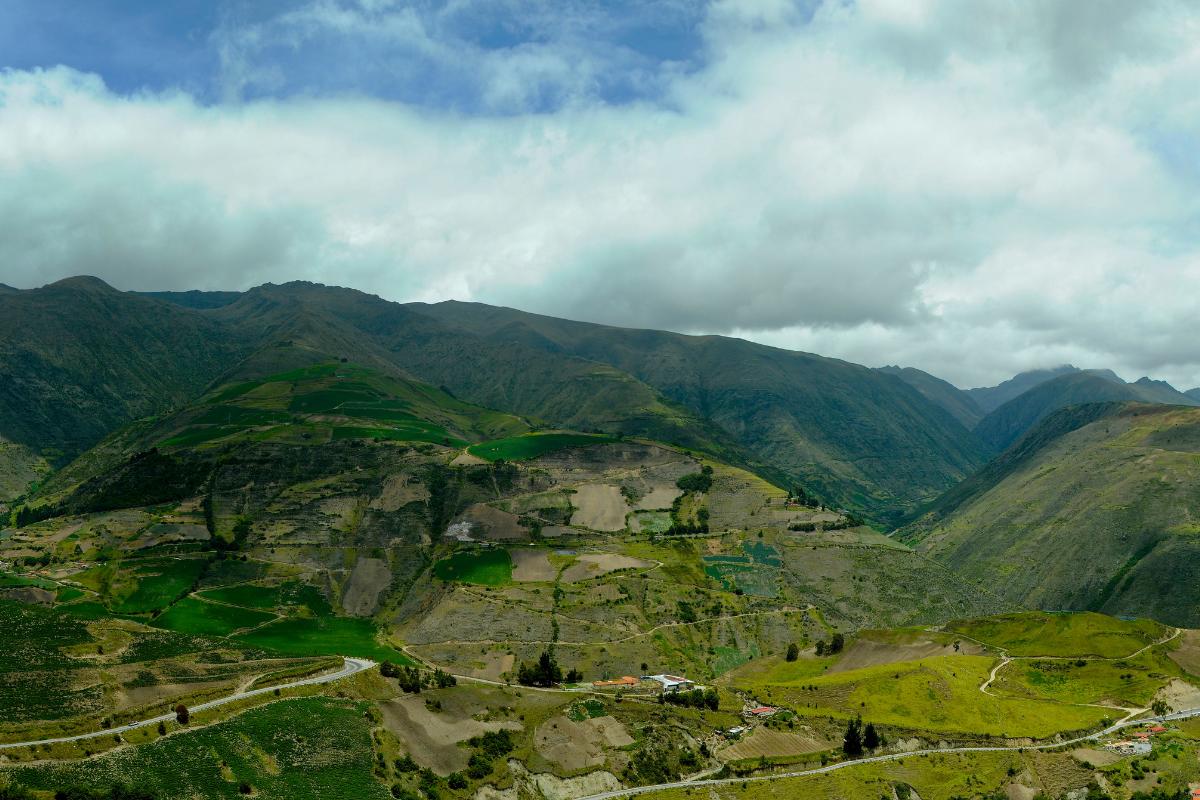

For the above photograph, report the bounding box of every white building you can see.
[644,674,696,692]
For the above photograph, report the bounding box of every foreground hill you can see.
[902,403,1200,626]
[974,371,1200,452]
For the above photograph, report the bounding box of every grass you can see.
[5,697,390,799]
[467,432,619,461]
[109,557,209,614]
[739,654,1111,739]
[151,596,276,637]
[160,425,246,447]
[947,611,1167,658]
[233,616,411,663]
[332,425,465,446]
[198,581,333,615]
[992,650,1177,707]
[432,549,513,585]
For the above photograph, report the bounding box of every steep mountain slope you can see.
[902,403,1200,626]
[405,301,988,524]
[0,278,988,523]
[966,365,1081,413]
[876,365,985,428]
[0,278,248,465]
[974,371,1199,452]
[1188,388,1200,401]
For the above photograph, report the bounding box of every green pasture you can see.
[152,596,276,637]
[741,654,1111,739]
[467,432,618,462]
[432,549,513,585]
[946,611,1167,658]
[233,616,410,663]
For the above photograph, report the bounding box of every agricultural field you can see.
[467,432,620,461]
[4,698,390,799]
[431,548,512,585]
[151,596,276,637]
[736,653,1111,738]
[233,616,410,663]
[947,611,1169,658]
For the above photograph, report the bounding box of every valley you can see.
[1,284,1199,800]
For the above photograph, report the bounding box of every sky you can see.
[1,0,1199,390]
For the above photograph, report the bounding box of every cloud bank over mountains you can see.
[1,0,1199,389]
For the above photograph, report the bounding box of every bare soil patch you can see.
[371,472,429,511]
[340,556,392,616]
[379,694,521,775]
[1070,747,1122,767]
[829,635,982,673]
[451,451,488,466]
[1156,677,1200,711]
[459,504,526,540]
[560,553,653,583]
[1169,630,1200,675]
[534,715,633,772]
[511,549,558,582]
[634,485,681,511]
[718,728,829,761]
[570,485,629,531]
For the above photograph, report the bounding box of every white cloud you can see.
[2,0,1200,389]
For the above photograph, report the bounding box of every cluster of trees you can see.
[675,466,713,493]
[814,632,845,656]
[841,716,881,757]
[666,494,710,536]
[516,649,580,687]
[660,687,719,711]
[464,730,515,780]
[786,643,800,661]
[380,662,456,693]
[786,486,820,508]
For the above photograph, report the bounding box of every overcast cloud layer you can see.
[1,0,1199,389]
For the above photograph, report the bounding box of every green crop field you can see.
[199,581,332,615]
[947,611,1167,658]
[4,697,390,799]
[0,600,101,722]
[432,549,513,585]
[108,558,209,614]
[467,432,618,461]
[739,654,1110,738]
[233,616,410,663]
[331,425,465,446]
[190,405,289,426]
[151,596,276,637]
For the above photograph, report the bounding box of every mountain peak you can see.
[44,275,117,293]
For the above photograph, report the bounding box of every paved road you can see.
[0,657,375,751]
[579,706,1200,800]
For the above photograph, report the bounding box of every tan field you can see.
[511,549,558,582]
[829,633,983,673]
[560,553,654,583]
[534,714,634,771]
[570,484,630,531]
[379,693,522,775]
[718,728,830,762]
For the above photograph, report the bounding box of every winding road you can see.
[0,657,375,751]
[578,705,1200,800]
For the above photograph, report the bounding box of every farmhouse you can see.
[644,674,695,692]
[1107,739,1152,755]
[746,706,777,718]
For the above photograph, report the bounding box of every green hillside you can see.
[903,403,1200,626]
[406,300,988,524]
[876,365,985,428]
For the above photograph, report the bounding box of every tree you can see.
[842,717,863,757]
[863,722,880,750]
[156,721,166,737]
[447,773,467,790]
[785,643,800,662]
[829,632,845,654]
[175,704,189,725]
[814,640,826,656]
[1151,699,1170,717]
[516,648,563,687]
